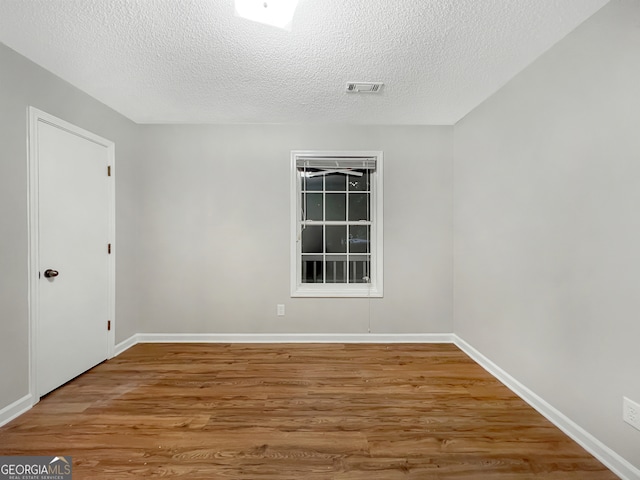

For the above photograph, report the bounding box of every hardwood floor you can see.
[0,343,617,479]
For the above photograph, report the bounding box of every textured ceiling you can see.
[0,0,610,125]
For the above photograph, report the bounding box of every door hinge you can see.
[108,243,112,254]
[107,320,111,331]
[107,165,111,177]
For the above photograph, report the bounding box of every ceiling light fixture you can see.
[234,0,299,31]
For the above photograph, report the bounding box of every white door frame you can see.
[27,107,116,403]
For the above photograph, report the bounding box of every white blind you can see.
[296,156,376,170]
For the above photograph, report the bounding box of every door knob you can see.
[44,269,59,278]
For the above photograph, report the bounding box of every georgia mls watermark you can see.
[0,456,71,480]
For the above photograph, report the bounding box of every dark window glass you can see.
[349,225,370,253]
[348,171,369,191]
[325,256,347,283]
[348,193,369,221]
[304,173,323,191]
[326,193,346,221]
[349,255,370,283]
[325,173,346,191]
[302,255,323,283]
[301,226,323,253]
[326,225,347,253]
[305,193,323,221]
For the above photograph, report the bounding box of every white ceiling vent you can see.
[346,82,384,93]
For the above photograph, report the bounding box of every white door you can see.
[32,111,114,397]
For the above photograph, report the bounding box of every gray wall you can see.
[136,124,453,334]
[0,42,140,409]
[454,0,640,469]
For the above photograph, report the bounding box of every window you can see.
[291,151,383,297]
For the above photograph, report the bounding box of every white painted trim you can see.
[27,107,116,401]
[136,333,454,344]
[27,108,41,404]
[453,335,640,480]
[112,333,455,354]
[106,143,116,359]
[114,334,140,356]
[0,394,33,428]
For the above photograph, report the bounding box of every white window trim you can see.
[290,150,383,298]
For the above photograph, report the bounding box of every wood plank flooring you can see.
[0,343,618,479]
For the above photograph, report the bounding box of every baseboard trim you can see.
[453,335,640,480]
[0,394,33,428]
[114,334,140,357]
[137,332,455,344]
[111,333,455,355]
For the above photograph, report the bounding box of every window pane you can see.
[301,226,323,253]
[325,255,347,283]
[302,255,323,283]
[305,193,323,221]
[348,193,370,221]
[349,225,370,253]
[349,255,370,283]
[325,173,346,191]
[304,173,323,191]
[325,193,346,221]
[348,171,369,191]
[326,225,347,253]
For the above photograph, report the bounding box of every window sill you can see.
[291,285,383,298]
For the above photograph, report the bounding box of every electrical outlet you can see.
[277,304,285,316]
[623,397,640,431]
